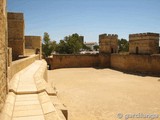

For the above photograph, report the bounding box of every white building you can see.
[84,42,98,50]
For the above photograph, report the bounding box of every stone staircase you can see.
[0,60,67,120]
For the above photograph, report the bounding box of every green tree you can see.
[56,33,83,54]
[93,45,99,51]
[42,32,56,57]
[118,39,129,52]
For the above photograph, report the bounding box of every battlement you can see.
[99,33,118,40]
[7,12,24,20]
[129,32,159,40]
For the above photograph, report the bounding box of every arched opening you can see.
[136,47,139,54]
[35,48,40,54]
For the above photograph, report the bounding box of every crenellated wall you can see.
[0,0,7,111]
[129,33,159,55]
[7,12,25,60]
[99,34,118,54]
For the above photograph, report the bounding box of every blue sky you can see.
[8,0,160,43]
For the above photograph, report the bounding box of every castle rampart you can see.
[7,12,25,60]
[99,34,118,54]
[129,32,159,54]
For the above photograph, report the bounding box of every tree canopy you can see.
[118,39,129,52]
[42,32,56,57]
[56,33,83,54]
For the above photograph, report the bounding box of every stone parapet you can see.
[99,34,118,40]
[129,32,159,40]
[7,12,24,20]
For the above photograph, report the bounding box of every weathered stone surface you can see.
[46,54,110,69]
[0,0,7,112]
[25,36,42,58]
[129,32,159,54]
[7,12,25,60]
[111,54,160,75]
[99,34,118,54]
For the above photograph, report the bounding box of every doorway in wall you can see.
[111,48,114,53]
[136,47,139,54]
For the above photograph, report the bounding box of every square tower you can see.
[129,33,159,55]
[25,36,42,56]
[99,34,118,54]
[7,12,25,60]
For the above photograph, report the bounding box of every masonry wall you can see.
[8,12,25,60]
[25,36,42,56]
[99,34,118,54]
[111,54,160,75]
[129,33,159,55]
[8,55,39,80]
[0,0,7,111]
[46,54,110,69]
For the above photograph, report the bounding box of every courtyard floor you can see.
[48,68,160,120]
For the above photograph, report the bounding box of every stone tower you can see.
[79,36,84,44]
[129,33,159,54]
[99,34,118,54]
[0,0,7,111]
[7,12,25,60]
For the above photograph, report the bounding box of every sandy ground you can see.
[48,68,160,120]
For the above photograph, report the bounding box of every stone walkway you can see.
[0,60,67,120]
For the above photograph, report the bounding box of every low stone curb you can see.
[0,92,16,120]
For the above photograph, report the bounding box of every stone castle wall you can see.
[129,33,159,54]
[0,0,7,111]
[46,54,110,69]
[25,36,42,56]
[47,53,160,75]
[111,54,160,75]
[99,34,118,54]
[8,55,39,81]
[8,12,25,60]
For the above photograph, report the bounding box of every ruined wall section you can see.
[0,0,7,111]
[99,34,118,54]
[129,33,159,54]
[8,12,25,60]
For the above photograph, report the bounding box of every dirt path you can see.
[48,68,160,120]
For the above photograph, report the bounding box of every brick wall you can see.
[0,0,7,111]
